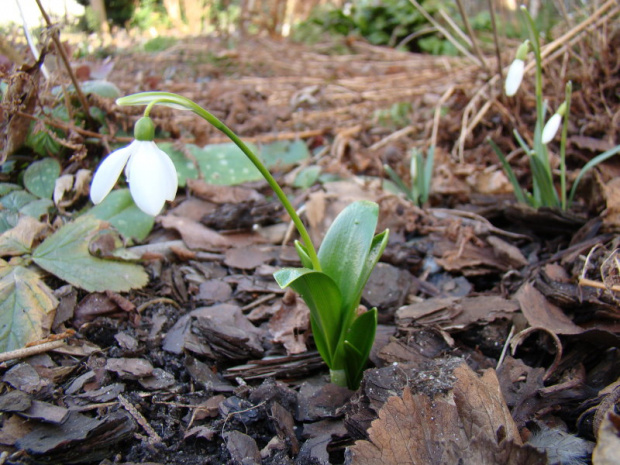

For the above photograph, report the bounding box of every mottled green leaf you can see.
[0,183,21,196]
[192,142,261,185]
[23,158,61,199]
[89,189,154,241]
[32,215,148,292]
[19,198,54,220]
[260,140,310,170]
[158,142,199,187]
[1,191,37,212]
[0,259,58,352]
[293,165,321,189]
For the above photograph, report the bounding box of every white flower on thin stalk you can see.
[90,116,178,216]
[505,41,530,97]
[541,102,567,144]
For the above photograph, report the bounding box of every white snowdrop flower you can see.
[505,41,529,97]
[541,113,562,144]
[505,59,525,96]
[90,116,178,216]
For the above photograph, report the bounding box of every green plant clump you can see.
[384,146,434,206]
[113,91,389,390]
[492,7,620,210]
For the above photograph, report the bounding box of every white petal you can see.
[505,59,525,97]
[90,144,134,204]
[542,113,562,144]
[128,141,172,216]
[152,145,178,201]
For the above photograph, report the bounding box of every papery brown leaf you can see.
[0,216,47,256]
[517,282,583,335]
[346,362,545,465]
[593,410,620,465]
[269,291,309,354]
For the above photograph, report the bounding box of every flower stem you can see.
[126,93,321,271]
[560,82,572,211]
[329,369,347,388]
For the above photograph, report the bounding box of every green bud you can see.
[134,116,155,141]
[515,40,530,61]
[557,101,568,117]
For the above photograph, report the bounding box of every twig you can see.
[487,0,504,83]
[408,0,482,67]
[16,0,49,79]
[454,0,489,72]
[368,125,416,152]
[578,277,620,293]
[118,394,162,445]
[33,0,91,118]
[431,85,455,148]
[241,293,277,312]
[496,324,515,371]
[0,340,67,364]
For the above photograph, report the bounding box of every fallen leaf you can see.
[346,362,546,465]
[517,283,583,335]
[0,259,58,352]
[187,179,264,203]
[0,216,47,256]
[32,215,148,292]
[593,410,620,465]
[269,291,309,354]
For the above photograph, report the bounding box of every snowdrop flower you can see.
[541,102,567,144]
[90,116,178,216]
[505,41,529,97]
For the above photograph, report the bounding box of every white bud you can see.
[505,59,525,97]
[541,113,562,144]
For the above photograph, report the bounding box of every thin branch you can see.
[33,0,92,119]
[488,0,504,83]
[407,0,482,67]
[454,0,489,72]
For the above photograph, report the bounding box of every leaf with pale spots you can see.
[89,189,154,241]
[32,215,148,292]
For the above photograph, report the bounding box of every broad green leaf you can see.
[191,142,261,185]
[343,308,377,389]
[53,80,121,99]
[0,184,21,196]
[89,189,154,241]
[0,259,58,352]
[274,267,343,367]
[293,165,321,189]
[259,140,310,170]
[318,201,379,312]
[23,158,61,199]
[19,198,54,220]
[0,212,19,234]
[32,215,148,292]
[1,191,38,212]
[158,142,199,188]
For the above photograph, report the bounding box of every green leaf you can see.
[53,80,121,99]
[158,142,199,188]
[293,165,321,189]
[294,241,314,270]
[569,144,620,206]
[19,198,54,220]
[489,138,528,205]
[23,158,61,199]
[0,212,19,234]
[1,191,38,212]
[274,267,343,368]
[0,259,58,352]
[89,189,154,241]
[259,140,310,171]
[343,308,377,389]
[318,201,379,313]
[32,215,148,292]
[191,142,262,185]
[0,183,21,196]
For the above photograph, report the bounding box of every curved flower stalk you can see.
[90,116,178,216]
[115,91,389,389]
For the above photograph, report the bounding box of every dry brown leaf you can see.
[269,291,309,355]
[0,216,47,256]
[346,363,545,465]
[593,410,620,465]
[187,179,264,203]
[517,283,583,335]
[160,215,265,250]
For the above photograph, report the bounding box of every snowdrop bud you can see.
[505,41,529,97]
[542,113,562,144]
